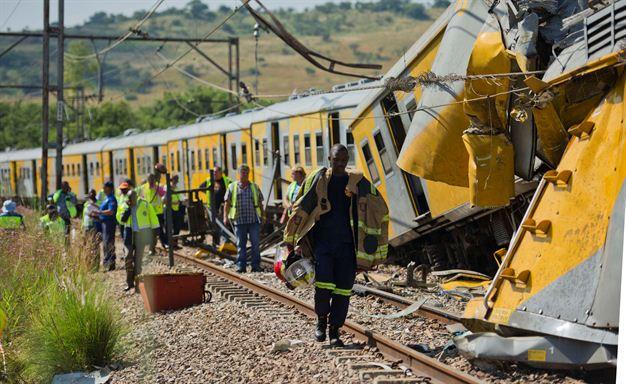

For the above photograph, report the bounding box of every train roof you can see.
[0,87,369,162]
[348,4,456,127]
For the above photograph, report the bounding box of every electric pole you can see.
[41,0,50,203]
[55,0,64,190]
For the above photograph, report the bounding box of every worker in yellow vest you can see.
[223,164,264,273]
[0,200,24,230]
[52,181,77,235]
[40,204,66,236]
[280,165,306,224]
[118,190,159,292]
[165,174,184,250]
[139,173,167,254]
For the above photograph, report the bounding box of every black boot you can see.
[315,316,327,342]
[328,325,344,347]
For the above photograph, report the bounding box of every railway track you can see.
[171,250,481,384]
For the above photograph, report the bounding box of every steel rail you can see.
[173,252,482,384]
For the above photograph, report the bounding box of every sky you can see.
[0,0,432,32]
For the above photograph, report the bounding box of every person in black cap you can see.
[95,181,118,271]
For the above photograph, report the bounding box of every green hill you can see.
[0,0,446,150]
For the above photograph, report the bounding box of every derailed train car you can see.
[349,1,538,274]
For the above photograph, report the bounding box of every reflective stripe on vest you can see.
[0,215,22,229]
[135,200,156,230]
[287,181,300,204]
[228,183,261,220]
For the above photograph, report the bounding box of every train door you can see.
[182,139,190,190]
[106,151,114,184]
[380,93,429,215]
[271,121,282,200]
[252,122,271,200]
[31,159,38,197]
[86,153,97,193]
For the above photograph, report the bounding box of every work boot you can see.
[328,325,344,348]
[315,316,327,342]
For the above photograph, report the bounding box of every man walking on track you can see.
[223,164,264,273]
[283,144,389,347]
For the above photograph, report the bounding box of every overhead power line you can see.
[0,0,22,31]
[64,0,166,60]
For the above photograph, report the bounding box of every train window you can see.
[123,159,128,175]
[283,136,290,166]
[262,138,268,165]
[315,132,324,165]
[96,161,100,176]
[347,131,356,166]
[381,93,407,153]
[89,162,93,176]
[191,151,196,171]
[293,134,300,165]
[304,135,312,166]
[137,158,142,175]
[170,153,174,170]
[204,149,210,170]
[328,112,340,145]
[374,131,393,174]
[230,144,237,170]
[242,143,248,165]
[254,139,261,166]
[406,98,417,121]
[77,164,81,177]
[71,164,76,177]
[361,140,380,184]
[212,148,219,168]
[176,151,181,172]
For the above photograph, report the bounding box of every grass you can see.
[0,211,124,383]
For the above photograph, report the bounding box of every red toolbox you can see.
[138,273,209,313]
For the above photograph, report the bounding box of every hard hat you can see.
[274,247,315,289]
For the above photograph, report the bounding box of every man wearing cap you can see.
[223,164,264,273]
[0,200,25,230]
[119,190,159,292]
[96,181,118,271]
[40,204,65,235]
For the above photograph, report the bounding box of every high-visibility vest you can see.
[96,189,106,206]
[286,181,301,204]
[140,183,163,215]
[228,182,261,221]
[117,198,160,230]
[166,186,181,212]
[40,214,65,234]
[0,213,23,230]
[82,203,96,229]
[205,175,233,208]
[53,189,77,218]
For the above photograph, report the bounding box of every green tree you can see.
[65,41,98,89]
[89,101,136,138]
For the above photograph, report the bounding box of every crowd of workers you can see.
[0,144,388,346]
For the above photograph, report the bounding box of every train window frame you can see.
[71,164,75,177]
[262,138,268,166]
[89,162,94,176]
[204,148,210,170]
[242,143,248,165]
[96,161,100,176]
[283,136,290,166]
[254,139,261,167]
[123,158,128,175]
[137,157,142,175]
[346,131,356,166]
[212,147,219,169]
[304,135,312,166]
[176,151,181,173]
[230,143,237,170]
[77,163,81,177]
[315,131,324,166]
[405,97,417,122]
[293,134,300,165]
[191,150,196,171]
[373,130,393,175]
[361,139,380,184]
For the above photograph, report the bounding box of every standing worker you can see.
[280,165,306,224]
[223,164,264,273]
[116,178,135,239]
[40,204,66,235]
[140,173,166,254]
[82,190,102,269]
[200,166,232,217]
[283,144,389,347]
[52,181,77,234]
[96,181,118,271]
[119,190,159,292]
[166,174,184,250]
[0,200,25,230]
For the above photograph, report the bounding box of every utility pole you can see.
[55,0,64,190]
[41,0,50,204]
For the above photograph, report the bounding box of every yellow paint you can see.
[490,307,512,325]
[62,154,83,194]
[527,349,547,362]
[486,76,626,322]
[423,180,468,218]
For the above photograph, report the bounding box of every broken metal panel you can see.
[396,1,491,187]
[454,332,617,369]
